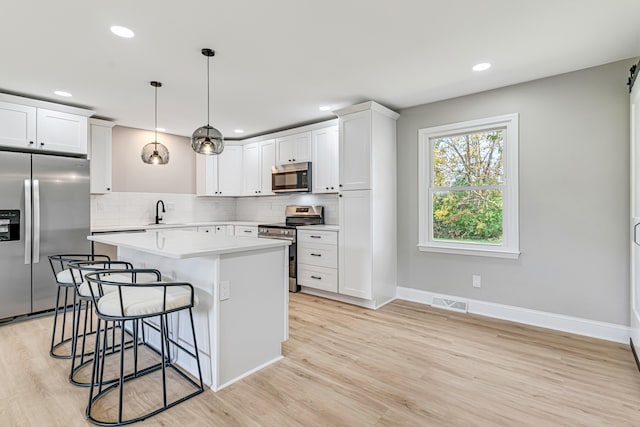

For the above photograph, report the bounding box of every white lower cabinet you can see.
[338,191,372,300]
[298,229,338,293]
[235,226,258,237]
[198,225,233,235]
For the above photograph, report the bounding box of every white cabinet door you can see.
[338,190,372,299]
[36,108,88,154]
[89,121,113,194]
[218,145,243,196]
[259,139,276,194]
[312,126,339,193]
[339,110,371,191]
[276,131,311,165]
[196,154,219,196]
[0,102,36,149]
[243,142,261,195]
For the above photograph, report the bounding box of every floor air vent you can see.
[431,297,468,313]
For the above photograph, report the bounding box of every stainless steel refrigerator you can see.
[0,150,89,320]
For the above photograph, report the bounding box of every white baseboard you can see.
[300,287,396,309]
[396,287,630,344]
[213,355,284,392]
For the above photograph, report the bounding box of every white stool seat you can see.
[98,285,196,317]
[56,269,80,285]
[76,272,159,298]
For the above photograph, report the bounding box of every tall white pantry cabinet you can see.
[334,101,399,308]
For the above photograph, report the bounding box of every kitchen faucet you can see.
[155,200,166,224]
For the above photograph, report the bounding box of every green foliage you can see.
[432,129,504,243]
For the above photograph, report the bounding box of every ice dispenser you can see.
[0,210,20,242]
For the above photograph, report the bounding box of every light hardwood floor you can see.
[1,293,640,426]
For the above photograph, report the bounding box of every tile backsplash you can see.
[236,193,339,224]
[91,192,339,228]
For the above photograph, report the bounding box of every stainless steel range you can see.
[258,205,324,292]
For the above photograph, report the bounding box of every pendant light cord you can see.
[154,84,158,150]
[207,54,210,126]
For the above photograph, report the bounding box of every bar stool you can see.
[84,269,204,426]
[66,260,136,387]
[48,254,110,359]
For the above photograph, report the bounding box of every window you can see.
[418,113,519,258]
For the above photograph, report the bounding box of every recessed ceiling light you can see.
[319,106,331,111]
[155,127,166,132]
[110,25,135,38]
[234,129,245,134]
[54,90,72,97]
[472,62,491,72]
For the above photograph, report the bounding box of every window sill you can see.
[417,244,520,259]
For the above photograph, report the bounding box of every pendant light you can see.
[191,48,224,155]
[141,81,169,165]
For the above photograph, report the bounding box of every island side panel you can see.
[217,246,288,389]
[118,247,218,388]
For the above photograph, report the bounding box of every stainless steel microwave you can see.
[271,162,312,193]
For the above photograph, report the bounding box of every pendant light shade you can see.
[192,48,224,155]
[141,81,169,165]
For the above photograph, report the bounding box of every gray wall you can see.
[397,59,635,326]
[112,126,196,194]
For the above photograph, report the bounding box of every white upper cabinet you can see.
[218,145,243,195]
[243,142,261,195]
[243,139,276,196]
[259,139,276,194]
[196,145,243,196]
[339,110,371,191]
[311,125,339,193]
[89,119,114,194]
[36,109,88,154]
[276,131,311,165]
[0,95,92,154]
[0,102,36,149]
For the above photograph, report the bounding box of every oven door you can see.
[271,162,311,193]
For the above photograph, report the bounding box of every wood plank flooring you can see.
[1,293,640,426]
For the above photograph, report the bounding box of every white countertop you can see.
[91,221,264,233]
[88,229,290,259]
[296,224,339,232]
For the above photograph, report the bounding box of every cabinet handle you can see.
[330,187,334,190]
[29,141,34,145]
[288,159,292,162]
[310,253,321,257]
[40,142,45,146]
[339,194,342,197]
[292,158,296,162]
[310,235,321,239]
[243,230,252,233]
[106,187,111,191]
[310,275,322,280]
[339,184,343,187]
[325,187,329,190]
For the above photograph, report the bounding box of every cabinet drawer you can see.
[298,230,337,245]
[235,226,257,237]
[298,243,337,268]
[298,264,337,293]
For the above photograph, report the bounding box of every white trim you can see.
[396,287,630,344]
[418,113,519,258]
[0,92,94,116]
[212,355,284,392]
[417,244,520,259]
[301,287,396,310]
[333,100,400,120]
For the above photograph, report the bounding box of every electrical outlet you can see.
[472,275,481,288]
[220,281,230,301]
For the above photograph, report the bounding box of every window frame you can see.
[417,113,520,259]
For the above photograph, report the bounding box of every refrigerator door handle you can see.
[33,179,40,264]
[635,223,640,246]
[24,179,32,264]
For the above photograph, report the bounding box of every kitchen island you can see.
[88,229,290,391]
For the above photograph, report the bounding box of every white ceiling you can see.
[1,0,639,139]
